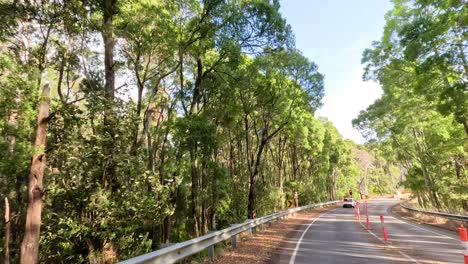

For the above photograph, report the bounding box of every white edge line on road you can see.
[386,205,459,241]
[359,222,421,264]
[289,207,339,264]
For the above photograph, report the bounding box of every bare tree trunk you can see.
[20,84,50,264]
[416,192,423,208]
[190,150,200,237]
[103,0,115,100]
[201,160,209,235]
[456,41,468,80]
[277,136,286,210]
[4,198,10,264]
[102,0,117,191]
[188,57,203,237]
[248,132,267,219]
[412,128,441,209]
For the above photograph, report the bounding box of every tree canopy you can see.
[0,0,412,263]
[354,0,467,213]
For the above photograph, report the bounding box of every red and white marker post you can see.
[460,224,468,264]
[380,214,389,243]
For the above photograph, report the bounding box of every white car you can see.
[343,198,356,208]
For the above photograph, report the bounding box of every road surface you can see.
[273,198,464,264]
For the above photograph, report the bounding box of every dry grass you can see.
[392,205,467,232]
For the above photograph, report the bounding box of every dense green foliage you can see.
[1,0,398,263]
[353,0,467,213]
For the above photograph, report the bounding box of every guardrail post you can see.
[248,228,253,238]
[207,244,215,260]
[231,234,237,248]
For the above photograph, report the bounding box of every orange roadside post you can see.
[459,224,468,264]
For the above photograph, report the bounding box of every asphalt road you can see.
[274,198,464,264]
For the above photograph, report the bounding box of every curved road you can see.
[274,198,464,264]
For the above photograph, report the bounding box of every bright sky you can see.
[280,0,392,143]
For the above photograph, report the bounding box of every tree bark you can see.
[188,56,204,237]
[277,136,286,209]
[20,83,50,264]
[456,41,468,80]
[101,0,117,191]
[189,57,203,114]
[103,0,115,100]
[4,197,10,264]
[190,150,200,237]
[201,160,209,235]
[247,132,267,219]
[412,128,441,209]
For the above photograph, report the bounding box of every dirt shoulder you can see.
[391,204,467,232]
[204,205,339,264]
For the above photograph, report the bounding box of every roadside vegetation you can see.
[353,0,467,213]
[0,0,463,263]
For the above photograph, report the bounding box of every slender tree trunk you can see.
[463,120,468,138]
[190,57,203,114]
[453,154,468,211]
[456,41,468,80]
[4,197,10,264]
[162,216,171,244]
[248,174,256,219]
[278,138,285,210]
[416,192,423,208]
[201,160,209,235]
[103,0,115,100]
[7,110,17,152]
[102,0,116,191]
[247,133,267,219]
[190,150,200,237]
[131,80,144,152]
[20,84,50,264]
[291,144,298,181]
[412,128,441,209]
[210,151,217,230]
[188,56,203,237]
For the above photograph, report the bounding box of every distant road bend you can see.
[273,198,464,264]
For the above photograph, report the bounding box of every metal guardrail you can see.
[119,200,339,264]
[400,202,468,221]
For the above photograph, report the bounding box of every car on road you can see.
[342,198,356,208]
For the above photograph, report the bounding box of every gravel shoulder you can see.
[204,205,339,264]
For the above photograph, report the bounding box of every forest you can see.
[0,0,464,263]
[353,0,467,213]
